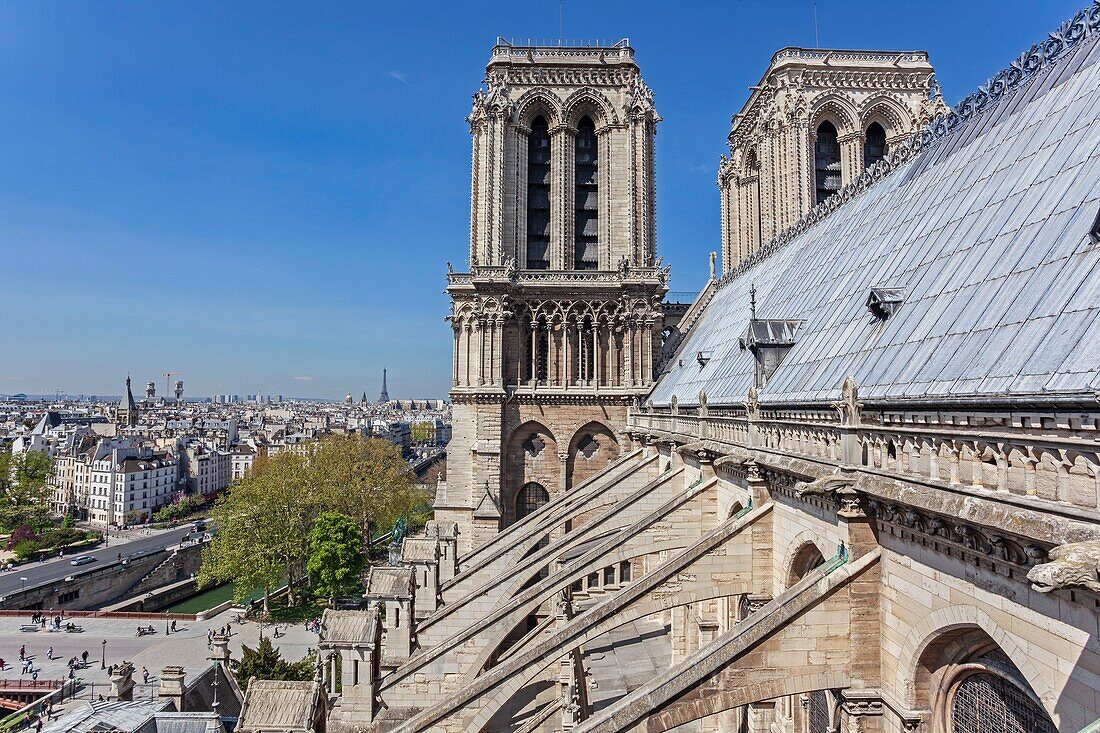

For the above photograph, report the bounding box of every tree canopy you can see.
[0,450,54,531]
[233,637,315,688]
[307,511,364,598]
[199,435,425,607]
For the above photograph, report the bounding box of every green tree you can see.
[409,422,435,445]
[0,450,54,531]
[199,452,321,608]
[233,636,315,688]
[307,512,364,598]
[311,435,422,544]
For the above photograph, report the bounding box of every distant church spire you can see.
[118,375,139,427]
[378,368,389,403]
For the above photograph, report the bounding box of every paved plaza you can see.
[0,609,317,711]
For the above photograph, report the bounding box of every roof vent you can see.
[1091,203,1100,245]
[866,287,905,320]
[739,318,804,388]
[697,350,713,367]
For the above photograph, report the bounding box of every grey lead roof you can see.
[652,19,1100,407]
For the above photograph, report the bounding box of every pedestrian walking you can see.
[19,645,25,661]
[142,666,149,684]
[31,670,37,682]
[81,650,88,664]
[46,647,53,661]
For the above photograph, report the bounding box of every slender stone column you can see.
[451,326,460,386]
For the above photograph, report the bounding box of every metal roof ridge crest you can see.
[716,0,1100,292]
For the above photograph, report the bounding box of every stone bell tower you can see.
[438,39,666,554]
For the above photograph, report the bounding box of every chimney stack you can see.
[158,666,186,711]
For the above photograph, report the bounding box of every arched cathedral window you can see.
[527,117,551,270]
[574,117,599,270]
[864,122,887,169]
[814,120,841,205]
[516,482,550,520]
[950,671,1055,733]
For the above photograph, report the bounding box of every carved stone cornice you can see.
[495,67,638,89]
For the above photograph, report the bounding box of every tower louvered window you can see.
[527,117,551,269]
[864,122,887,169]
[525,320,549,383]
[814,121,841,205]
[574,117,599,270]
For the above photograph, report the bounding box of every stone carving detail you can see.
[627,78,658,119]
[745,386,760,422]
[864,499,1048,570]
[833,376,862,426]
[794,472,858,498]
[1027,540,1100,593]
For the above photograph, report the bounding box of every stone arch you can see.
[513,89,562,129]
[562,87,616,131]
[859,94,910,138]
[565,421,621,492]
[899,605,1055,718]
[808,92,859,136]
[783,533,830,589]
[646,672,852,733]
[502,421,559,527]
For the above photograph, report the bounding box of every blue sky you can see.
[0,0,1083,400]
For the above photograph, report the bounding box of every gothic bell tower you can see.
[438,39,666,553]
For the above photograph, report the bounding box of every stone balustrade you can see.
[630,399,1100,512]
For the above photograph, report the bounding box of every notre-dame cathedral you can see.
[236,4,1100,732]
[435,41,666,553]
[437,41,944,555]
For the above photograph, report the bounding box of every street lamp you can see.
[100,639,106,670]
[165,611,169,636]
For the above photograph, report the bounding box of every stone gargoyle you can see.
[794,473,858,498]
[713,447,754,469]
[1027,541,1100,593]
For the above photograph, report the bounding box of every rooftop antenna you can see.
[750,284,757,320]
[559,0,564,46]
[812,0,820,47]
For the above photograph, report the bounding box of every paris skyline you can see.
[0,0,1078,399]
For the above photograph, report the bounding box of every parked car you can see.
[70,555,96,566]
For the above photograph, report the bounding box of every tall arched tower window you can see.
[814,120,841,205]
[527,117,552,269]
[864,122,887,169]
[574,117,599,270]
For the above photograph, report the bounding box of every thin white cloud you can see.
[293,375,316,382]
[387,70,411,86]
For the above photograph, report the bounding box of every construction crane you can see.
[164,372,182,400]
